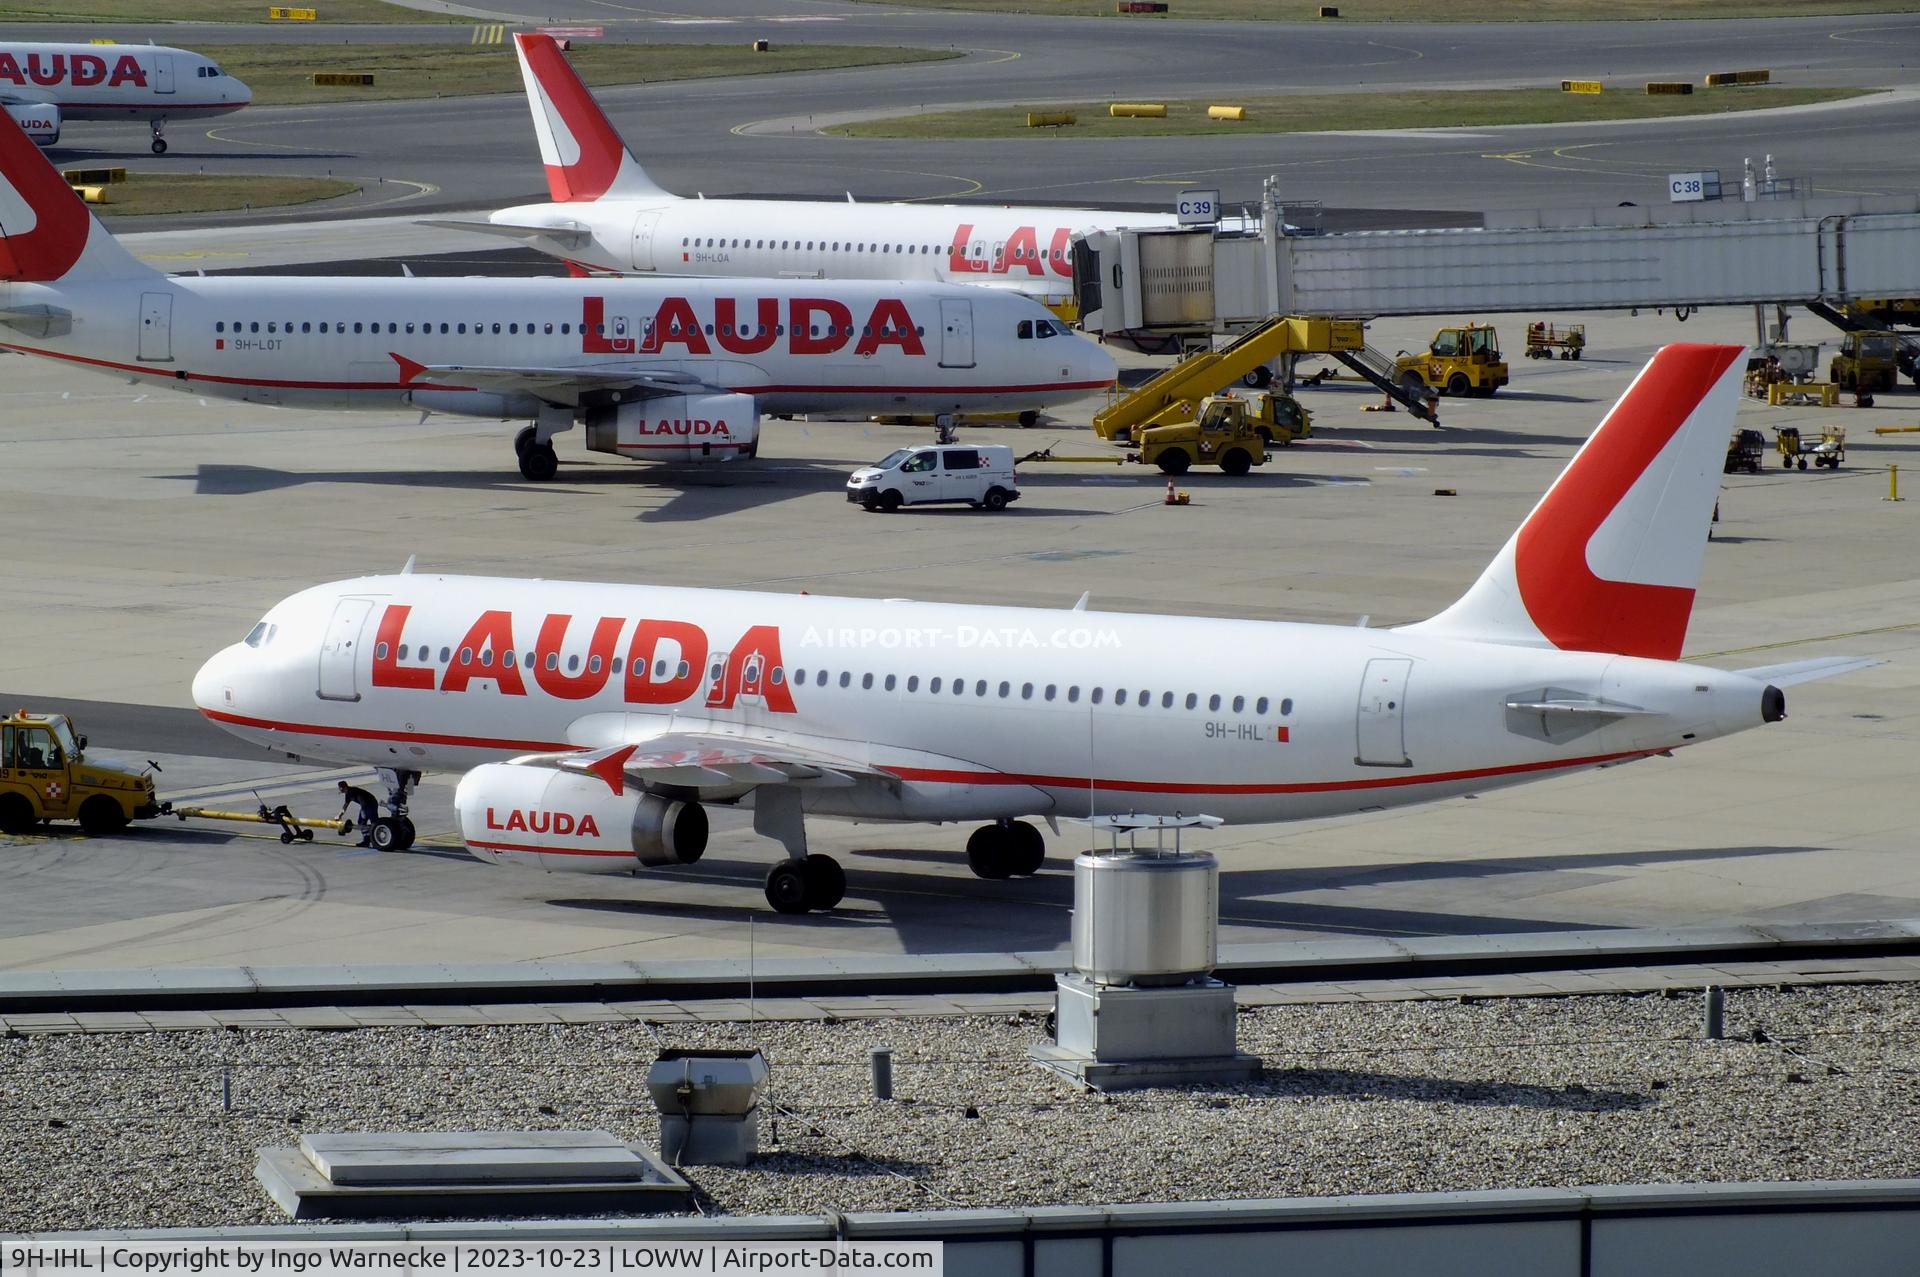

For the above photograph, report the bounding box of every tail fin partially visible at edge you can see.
[0,112,154,284]
[1399,343,1746,661]
[514,32,669,204]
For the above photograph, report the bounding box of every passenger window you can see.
[840,672,851,688]
[1185,693,1198,710]
[998,681,1011,698]
[1256,696,1268,715]
[1281,698,1294,715]
[439,647,451,662]
[906,675,918,692]
[1045,685,1056,701]
[884,675,897,691]
[459,647,472,665]
[929,677,941,693]
[975,680,988,696]
[862,673,874,689]
[1138,691,1150,707]
[1091,688,1104,705]
[1209,694,1222,711]
[1068,686,1080,703]
[771,667,784,686]
[1162,692,1173,708]
[677,660,690,678]
[216,322,225,333]
[1232,695,1245,713]
[1021,683,1033,699]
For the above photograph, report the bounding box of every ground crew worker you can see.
[337,779,379,846]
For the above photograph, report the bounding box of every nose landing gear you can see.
[368,767,420,852]
[149,119,168,155]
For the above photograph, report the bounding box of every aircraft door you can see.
[939,299,975,368]
[153,54,175,95]
[137,292,172,362]
[317,597,376,702]
[629,210,662,272]
[1354,657,1412,767]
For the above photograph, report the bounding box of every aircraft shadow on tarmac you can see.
[547,842,1828,953]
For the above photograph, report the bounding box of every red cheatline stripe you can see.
[199,707,566,753]
[200,708,1665,797]
[469,839,632,857]
[880,749,1661,795]
[0,344,1107,398]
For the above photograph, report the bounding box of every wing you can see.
[390,352,712,407]
[513,731,888,796]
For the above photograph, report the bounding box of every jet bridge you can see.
[1075,189,1920,337]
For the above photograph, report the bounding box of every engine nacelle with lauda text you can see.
[454,763,709,873]
[583,392,759,463]
[4,103,60,147]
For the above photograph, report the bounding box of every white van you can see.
[847,444,1022,512]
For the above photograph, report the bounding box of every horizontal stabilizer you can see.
[1503,696,1654,718]
[1729,655,1883,687]
[417,218,592,248]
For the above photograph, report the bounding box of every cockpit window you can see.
[1035,320,1058,339]
[244,622,269,648]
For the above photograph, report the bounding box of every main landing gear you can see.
[150,119,168,155]
[515,426,559,482]
[366,768,420,853]
[764,854,846,915]
[965,819,1046,879]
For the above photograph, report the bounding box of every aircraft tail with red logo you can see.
[1400,343,1746,661]
[514,32,669,204]
[0,110,153,283]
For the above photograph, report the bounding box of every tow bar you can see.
[161,800,344,845]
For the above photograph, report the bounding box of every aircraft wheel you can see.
[966,825,1013,880]
[802,853,846,910]
[514,425,537,457]
[519,442,559,481]
[77,796,128,836]
[369,816,404,852]
[1018,410,1039,428]
[1008,821,1046,877]
[765,860,813,914]
[0,794,32,834]
[393,816,417,851]
[151,138,168,155]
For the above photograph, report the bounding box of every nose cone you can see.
[192,646,236,719]
[228,76,253,107]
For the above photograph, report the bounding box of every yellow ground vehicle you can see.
[1524,321,1585,360]
[1134,392,1305,475]
[1829,331,1900,395]
[0,711,159,835]
[1392,324,1508,397]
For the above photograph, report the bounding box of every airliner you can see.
[0,41,249,153]
[191,342,1872,913]
[0,114,1114,480]
[432,33,1180,313]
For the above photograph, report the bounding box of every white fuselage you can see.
[194,573,1775,833]
[0,273,1115,418]
[493,196,1181,304]
[0,42,248,124]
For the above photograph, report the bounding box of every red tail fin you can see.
[513,32,666,204]
[0,112,149,282]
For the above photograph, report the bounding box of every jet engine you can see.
[4,103,60,147]
[454,763,708,873]
[583,393,759,463]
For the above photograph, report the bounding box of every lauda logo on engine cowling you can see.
[581,295,926,359]
[370,605,798,713]
[640,418,731,437]
[486,807,601,837]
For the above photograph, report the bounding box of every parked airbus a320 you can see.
[0,114,1114,480]
[192,344,1873,913]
